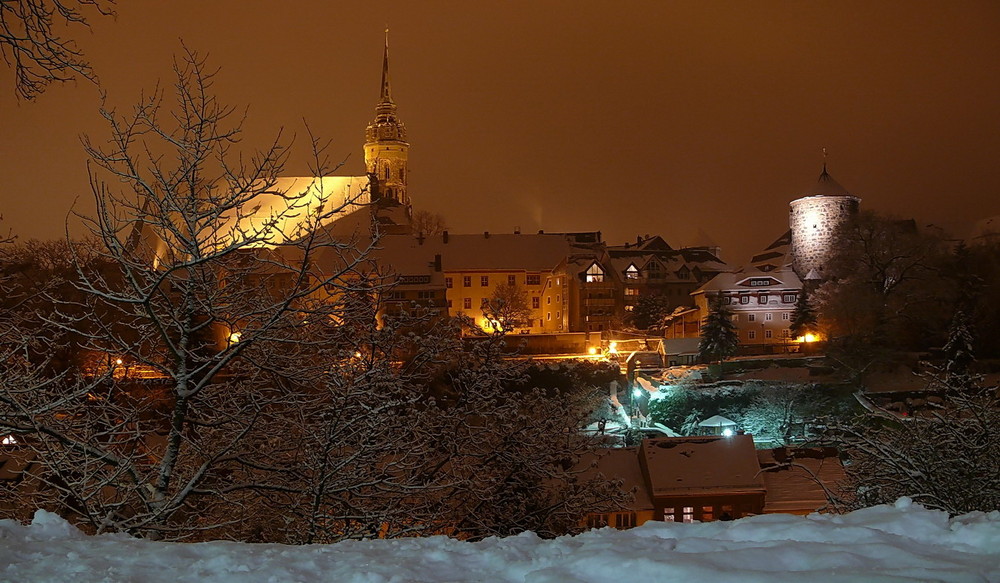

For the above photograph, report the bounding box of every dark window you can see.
[526,274,541,285]
[463,276,471,287]
[481,275,489,287]
[508,274,516,286]
[445,277,453,289]
[463,298,472,309]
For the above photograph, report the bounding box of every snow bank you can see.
[1,499,998,583]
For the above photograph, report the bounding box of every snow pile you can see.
[2,499,998,582]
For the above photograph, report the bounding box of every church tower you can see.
[364,32,410,210]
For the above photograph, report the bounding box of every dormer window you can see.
[586,263,605,283]
[625,265,640,280]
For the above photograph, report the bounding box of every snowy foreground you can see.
[2,499,998,583]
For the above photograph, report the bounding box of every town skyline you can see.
[2,1,1000,263]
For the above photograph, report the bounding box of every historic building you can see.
[671,166,859,352]
[788,165,860,280]
[364,34,410,210]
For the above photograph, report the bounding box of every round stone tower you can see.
[789,166,861,280]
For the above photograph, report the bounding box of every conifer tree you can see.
[699,295,739,364]
[789,287,817,339]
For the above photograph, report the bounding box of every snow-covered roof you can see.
[758,448,847,515]
[693,266,802,295]
[640,435,765,495]
[797,167,852,198]
[697,415,737,428]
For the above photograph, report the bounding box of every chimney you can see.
[434,253,442,272]
[538,229,545,234]
[514,226,521,235]
[443,230,449,244]
[484,231,490,239]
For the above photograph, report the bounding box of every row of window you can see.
[386,291,437,300]
[664,504,750,523]
[723,293,797,305]
[445,274,545,288]
[586,512,637,529]
[733,312,791,323]
[746,329,792,340]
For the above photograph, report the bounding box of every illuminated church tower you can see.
[789,164,861,280]
[364,32,410,211]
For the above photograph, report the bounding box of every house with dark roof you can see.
[586,435,766,528]
[584,437,844,529]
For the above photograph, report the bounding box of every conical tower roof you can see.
[801,164,851,197]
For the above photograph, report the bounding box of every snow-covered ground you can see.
[1,499,997,583]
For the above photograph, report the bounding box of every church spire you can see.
[365,31,409,209]
[380,28,393,105]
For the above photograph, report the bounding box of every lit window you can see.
[682,506,694,523]
[585,263,605,283]
[625,265,640,280]
[625,287,638,296]
[702,506,714,521]
[463,276,471,287]
[663,507,676,522]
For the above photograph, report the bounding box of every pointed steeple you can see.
[365,31,409,209]
[380,28,393,105]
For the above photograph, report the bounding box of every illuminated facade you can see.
[788,166,860,279]
[364,33,410,210]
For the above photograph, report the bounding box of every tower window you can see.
[384,166,390,180]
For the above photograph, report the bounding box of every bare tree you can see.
[1,0,115,100]
[830,373,999,515]
[410,209,446,239]
[481,283,532,334]
[815,212,949,373]
[0,48,378,538]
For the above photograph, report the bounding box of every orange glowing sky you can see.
[2,1,999,263]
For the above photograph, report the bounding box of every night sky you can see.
[2,1,999,264]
